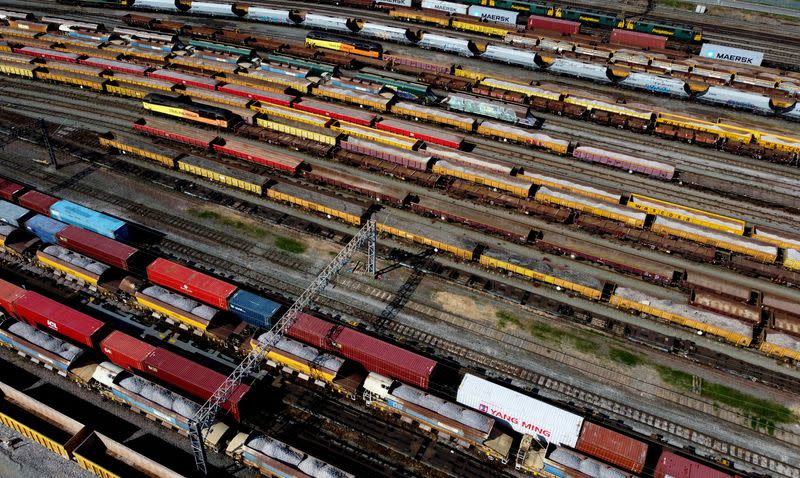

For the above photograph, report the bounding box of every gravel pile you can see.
[394,384,491,433]
[119,375,199,419]
[44,245,109,275]
[8,321,81,361]
[549,448,632,478]
[247,436,303,465]
[765,331,800,351]
[142,286,217,319]
[274,338,345,371]
[298,456,351,478]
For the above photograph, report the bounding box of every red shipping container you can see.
[375,119,464,149]
[100,330,157,371]
[335,328,436,389]
[57,226,139,271]
[18,190,59,216]
[13,291,105,347]
[527,17,580,35]
[610,29,666,50]
[218,84,294,107]
[147,68,219,90]
[287,313,335,349]
[293,99,376,126]
[655,452,733,478]
[576,423,648,473]
[0,278,26,316]
[0,179,25,201]
[146,258,237,309]
[141,348,249,421]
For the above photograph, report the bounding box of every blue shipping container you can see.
[25,215,67,244]
[49,200,129,240]
[0,200,31,227]
[228,290,281,328]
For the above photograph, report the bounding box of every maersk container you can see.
[49,200,129,240]
[456,374,584,446]
[376,0,412,6]
[468,6,518,25]
[421,0,468,14]
[25,214,67,244]
[228,290,281,328]
[0,200,31,227]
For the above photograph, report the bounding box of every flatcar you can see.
[305,30,383,58]
[142,93,240,128]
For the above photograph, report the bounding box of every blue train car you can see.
[0,319,84,375]
[25,214,67,244]
[49,200,128,240]
[228,290,281,328]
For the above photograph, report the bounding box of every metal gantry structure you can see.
[188,219,378,474]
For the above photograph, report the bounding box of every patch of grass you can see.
[657,0,694,8]
[496,310,522,329]
[189,209,268,239]
[529,321,560,340]
[275,236,306,254]
[657,366,796,427]
[609,348,644,367]
[573,336,597,353]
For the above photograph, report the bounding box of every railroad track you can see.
[6,136,800,478]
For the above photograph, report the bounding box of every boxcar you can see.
[177,155,270,195]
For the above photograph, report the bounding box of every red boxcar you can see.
[292,99,377,126]
[146,258,238,309]
[132,118,221,149]
[0,179,25,201]
[576,423,648,473]
[655,452,734,478]
[610,29,667,50]
[56,226,139,271]
[142,348,249,421]
[217,83,295,107]
[147,68,219,90]
[288,314,436,389]
[15,46,80,63]
[527,17,580,35]
[18,190,59,215]
[375,118,464,149]
[80,57,150,75]
[100,330,157,371]
[0,279,26,316]
[212,139,304,174]
[13,291,105,347]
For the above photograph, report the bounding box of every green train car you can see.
[555,7,621,28]
[266,54,338,76]
[188,39,254,58]
[628,20,702,42]
[471,0,552,15]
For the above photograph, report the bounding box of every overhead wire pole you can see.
[188,219,378,474]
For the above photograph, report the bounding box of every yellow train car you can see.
[312,85,392,111]
[102,45,170,63]
[536,187,646,228]
[305,31,382,58]
[0,60,37,78]
[218,74,289,94]
[389,7,451,28]
[98,133,178,168]
[451,17,513,37]
[332,121,420,150]
[759,341,800,361]
[755,133,800,155]
[650,217,778,263]
[627,193,745,235]
[784,250,800,272]
[476,121,571,154]
[454,66,487,81]
[105,83,163,100]
[432,160,532,197]
[253,336,347,386]
[35,70,106,90]
[177,155,268,195]
[655,113,753,143]
[519,171,621,204]
[237,69,312,93]
[251,103,334,128]
[480,77,562,101]
[106,73,174,92]
[36,251,101,286]
[134,291,211,331]
[480,250,603,300]
[390,102,476,131]
[610,293,752,347]
[564,96,655,121]
[170,56,239,75]
[267,182,364,226]
[38,62,103,78]
[377,214,478,260]
[256,117,340,145]
[0,43,11,53]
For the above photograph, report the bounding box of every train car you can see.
[555,7,619,28]
[135,286,220,332]
[651,217,777,263]
[178,154,269,194]
[0,60,38,78]
[25,214,67,244]
[171,56,240,75]
[267,181,367,225]
[576,422,648,474]
[132,117,222,149]
[375,118,464,148]
[306,30,383,59]
[654,451,733,478]
[80,57,150,75]
[0,317,91,381]
[99,132,180,168]
[146,257,237,309]
[412,195,533,243]
[572,146,675,180]
[218,83,296,107]
[611,287,754,346]
[212,138,305,174]
[104,73,175,92]
[480,247,605,300]
[255,117,341,145]
[690,289,761,324]
[55,225,138,272]
[333,121,421,150]
[293,99,378,126]
[364,373,513,462]
[10,290,106,348]
[453,13,516,37]
[425,145,516,176]
[49,200,127,240]
[477,122,570,154]
[627,194,745,235]
[528,16,580,35]
[341,137,432,170]
[391,101,477,131]
[237,69,313,93]
[15,46,80,63]
[142,93,240,129]
[313,84,393,111]
[37,246,109,285]
[389,7,451,28]
[519,171,622,204]
[0,200,31,227]
[536,187,646,227]
[446,93,531,124]
[377,212,480,260]
[179,86,253,109]
[36,69,107,91]
[546,447,636,478]
[433,160,531,197]
[629,20,702,42]
[304,165,409,205]
[148,69,219,90]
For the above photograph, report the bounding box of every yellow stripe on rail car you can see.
[0,412,71,458]
[431,163,531,197]
[759,342,800,361]
[98,136,176,167]
[609,295,752,346]
[536,189,645,228]
[250,103,333,128]
[376,222,475,260]
[656,113,753,143]
[255,117,339,145]
[454,67,486,81]
[332,121,419,150]
[135,295,209,331]
[37,253,99,285]
[73,452,120,478]
[479,255,602,300]
[266,189,362,225]
[627,193,745,235]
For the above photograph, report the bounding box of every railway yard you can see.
[1,0,800,477]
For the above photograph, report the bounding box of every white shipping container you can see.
[421,0,468,15]
[467,6,518,25]
[699,43,763,66]
[376,0,413,6]
[456,374,584,446]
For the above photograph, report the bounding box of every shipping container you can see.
[0,179,25,201]
[422,0,468,14]
[576,423,648,473]
[146,258,238,309]
[13,291,105,348]
[49,200,129,240]
[56,226,139,271]
[100,330,158,371]
[17,190,58,215]
[0,278,26,316]
[228,290,281,328]
[25,214,67,244]
[527,17,580,35]
[610,29,666,50]
[0,200,31,227]
[654,451,733,478]
[457,374,583,446]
